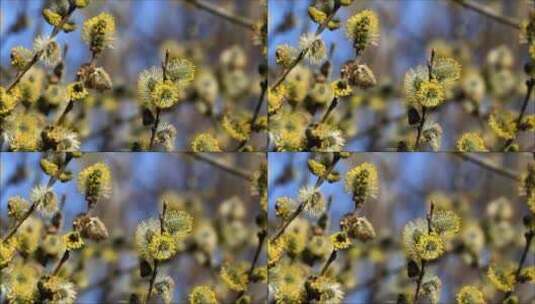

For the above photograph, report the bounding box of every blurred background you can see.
[268,152,534,303]
[268,0,534,151]
[0,152,266,302]
[1,0,266,151]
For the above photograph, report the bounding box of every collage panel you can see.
[0,0,267,152]
[0,152,267,303]
[268,0,534,152]
[268,152,535,303]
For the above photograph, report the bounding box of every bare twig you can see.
[234,77,268,151]
[185,153,253,181]
[452,153,520,181]
[503,78,535,150]
[449,0,521,30]
[183,0,255,30]
[149,51,170,150]
[502,231,534,301]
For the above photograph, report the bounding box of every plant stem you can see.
[414,107,427,150]
[149,51,170,150]
[6,3,76,93]
[234,230,267,300]
[271,155,340,242]
[235,77,268,151]
[320,97,339,124]
[185,153,253,181]
[270,4,341,91]
[502,78,534,151]
[2,155,72,243]
[502,231,534,301]
[183,0,255,30]
[453,153,520,181]
[414,203,435,303]
[146,261,159,303]
[52,250,70,275]
[320,250,338,276]
[450,0,521,30]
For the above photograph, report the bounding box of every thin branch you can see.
[149,51,170,150]
[234,77,268,151]
[452,153,520,181]
[7,3,77,93]
[2,154,73,242]
[503,78,535,150]
[450,0,521,30]
[413,202,435,303]
[185,153,254,181]
[234,230,266,300]
[502,231,534,301]
[271,155,341,242]
[183,0,255,30]
[270,3,341,91]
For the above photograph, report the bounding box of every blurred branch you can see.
[503,78,535,150]
[449,0,521,30]
[452,153,520,181]
[234,76,268,151]
[183,0,255,30]
[503,230,534,301]
[185,153,253,181]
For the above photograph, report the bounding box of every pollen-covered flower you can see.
[456,285,486,304]
[431,209,461,239]
[42,234,65,257]
[10,46,33,70]
[415,79,445,108]
[488,110,517,140]
[7,196,30,221]
[220,263,248,292]
[415,232,444,261]
[0,239,17,268]
[189,285,218,304]
[299,33,326,64]
[331,79,352,97]
[0,86,20,116]
[456,132,488,152]
[166,57,195,86]
[298,186,326,217]
[305,276,345,304]
[151,80,180,109]
[30,184,58,217]
[163,209,193,239]
[42,8,63,27]
[487,264,515,292]
[38,275,77,304]
[148,232,176,261]
[5,112,44,151]
[33,36,62,66]
[137,66,163,107]
[308,6,328,24]
[340,213,376,242]
[64,231,84,250]
[221,113,251,142]
[190,133,222,152]
[67,82,88,101]
[275,44,298,68]
[520,11,535,46]
[520,164,535,214]
[268,238,286,267]
[345,10,380,52]
[2,262,40,302]
[330,231,352,250]
[432,56,461,88]
[77,162,112,206]
[270,263,307,303]
[344,162,379,206]
[82,12,116,54]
